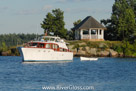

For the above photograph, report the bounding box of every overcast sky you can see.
[0,0,114,34]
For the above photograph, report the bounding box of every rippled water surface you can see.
[0,56,136,91]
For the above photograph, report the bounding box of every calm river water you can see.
[0,56,136,91]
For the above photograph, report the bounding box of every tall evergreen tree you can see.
[41,12,54,34]
[101,0,136,41]
[41,8,67,38]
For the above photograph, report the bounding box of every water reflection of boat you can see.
[80,57,98,61]
[18,36,73,62]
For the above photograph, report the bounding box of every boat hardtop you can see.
[26,36,68,50]
[37,36,64,43]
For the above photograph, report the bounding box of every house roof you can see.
[73,16,106,30]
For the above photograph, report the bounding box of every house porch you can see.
[80,29,104,41]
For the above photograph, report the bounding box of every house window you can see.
[91,30,96,34]
[100,30,102,35]
[83,30,89,35]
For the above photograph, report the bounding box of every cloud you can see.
[15,5,53,15]
[43,5,53,11]
[65,8,71,13]
[64,7,92,14]
[57,0,66,3]
[64,7,111,19]
[17,9,41,15]
[0,6,8,12]
[57,0,90,3]
[56,0,112,3]
[0,6,9,15]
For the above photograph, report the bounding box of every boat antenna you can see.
[36,23,38,40]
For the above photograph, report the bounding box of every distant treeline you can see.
[0,33,41,47]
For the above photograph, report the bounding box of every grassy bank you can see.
[67,40,136,57]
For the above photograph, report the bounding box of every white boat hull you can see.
[80,57,98,61]
[18,47,73,62]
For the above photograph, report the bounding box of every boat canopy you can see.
[39,36,64,43]
[33,36,68,49]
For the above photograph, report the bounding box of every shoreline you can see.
[67,40,136,58]
[1,53,136,58]
[1,40,136,58]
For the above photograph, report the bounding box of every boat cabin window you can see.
[29,43,38,47]
[52,44,55,49]
[63,49,67,52]
[38,43,45,48]
[52,44,59,50]
[55,45,59,49]
[60,48,63,52]
[46,44,51,48]
[59,48,68,52]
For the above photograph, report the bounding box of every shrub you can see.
[122,41,135,57]
[112,45,123,53]
[73,44,80,49]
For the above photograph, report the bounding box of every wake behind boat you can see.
[18,36,73,62]
[80,57,98,61]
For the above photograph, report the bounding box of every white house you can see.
[73,16,106,41]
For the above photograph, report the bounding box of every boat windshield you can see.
[44,37,50,41]
[50,38,55,41]
[55,38,60,42]
[39,36,63,43]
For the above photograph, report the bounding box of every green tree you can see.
[116,0,136,40]
[101,0,136,41]
[41,8,67,38]
[66,30,74,40]
[67,19,82,40]
[0,33,40,47]
[1,42,8,52]
[41,12,54,34]
[73,19,81,27]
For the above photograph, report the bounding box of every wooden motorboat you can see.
[80,57,98,61]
